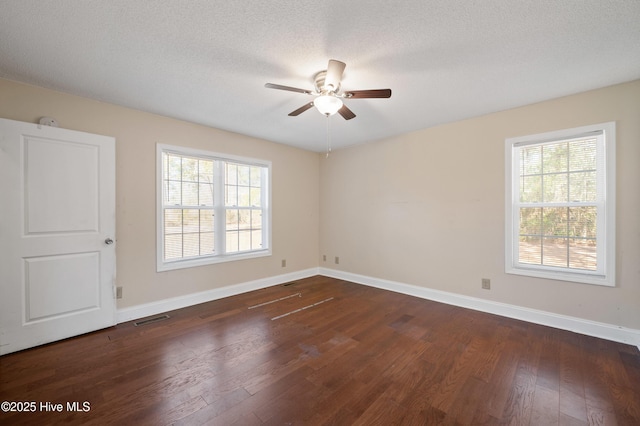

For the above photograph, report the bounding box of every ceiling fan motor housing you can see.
[314,71,340,94]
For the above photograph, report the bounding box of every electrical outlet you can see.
[481,278,490,290]
[281,259,286,267]
[322,255,326,262]
[116,286,123,299]
[335,256,340,264]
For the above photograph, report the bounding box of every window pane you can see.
[238,230,252,251]
[166,181,181,205]
[569,171,596,202]
[226,231,239,252]
[569,139,596,171]
[167,154,181,180]
[165,234,182,260]
[542,237,568,267]
[251,229,262,250]
[250,187,261,207]
[200,211,214,232]
[226,185,238,206]
[164,209,182,235]
[520,145,542,175]
[569,239,597,270]
[238,210,251,229]
[199,182,213,206]
[182,182,199,205]
[569,207,596,238]
[238,165,250,185]
[201,232,215,255]
[519,236,541,265]
[226,209,239,230]
[182,209,200,233]
[543,173,568,203]
[226,163,237,185]
[520,175,542,203]
[250,166,262,187]
[542,207,568,236]
[251,210,262,228]
[238,186,250,207]
[183,232,199,257]
[199,159,213,177]
[182,157,198,181]
[542,142,568,173]
[519,208,541,236]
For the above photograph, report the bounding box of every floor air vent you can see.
[133,314,170,326]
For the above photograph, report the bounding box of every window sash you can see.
[512,136,605,274]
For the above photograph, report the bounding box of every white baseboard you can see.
[117,266,640,349]
[116,268,319,323]
[319,268,640,349]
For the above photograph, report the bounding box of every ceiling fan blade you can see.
[338,104,356,120]
[345,89,392,99]
[265,83,313,95]
[324,60,346,91]
[288,102,315,116]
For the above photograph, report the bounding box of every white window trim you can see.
[156,143,272,272]
[504,122,616,287]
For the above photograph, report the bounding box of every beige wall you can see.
[0,78,320,308]
[320,80,640,329]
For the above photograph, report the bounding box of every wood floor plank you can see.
[306,378,369,424]
[500,357,538,425]
[253,380,323,424]
[428,336,485,414]
[352,395,407,426]
[530,384,560,425]
[586,404,619,426]
[440,375,488,425]
[472,324,511,383]
[172,387,250,425]
[482,336,522,419]
[558,336,589,423]
[1,276,639,425]
[590,339,640,424]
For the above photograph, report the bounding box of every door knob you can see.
[105,238,114,245]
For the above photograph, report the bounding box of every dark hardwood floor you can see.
[1,276,639,425]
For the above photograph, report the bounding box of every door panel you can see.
[0,118,116,355]
[24,136,100,234]
[25,252,100,322]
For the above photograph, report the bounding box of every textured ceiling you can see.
[1,1,639,152]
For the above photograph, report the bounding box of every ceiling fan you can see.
[265,59,391,120]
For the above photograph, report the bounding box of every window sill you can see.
[157,249,272,272]
[506,265,614,287]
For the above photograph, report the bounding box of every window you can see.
[157,144,270,271]
[505,122,615,286]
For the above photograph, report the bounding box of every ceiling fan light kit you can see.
[265,59,391,120]
[314,94,343,116]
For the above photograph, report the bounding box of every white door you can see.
[0,118,116,355]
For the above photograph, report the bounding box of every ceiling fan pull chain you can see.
[326,115,332,158]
